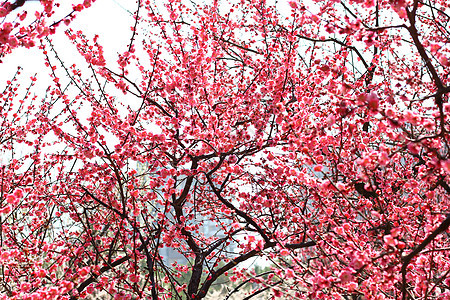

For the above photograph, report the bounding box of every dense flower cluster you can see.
[1,0,450,299]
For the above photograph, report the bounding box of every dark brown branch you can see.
[80,186,125,218]
[214,34,262,55]
[406,8,444,91]
[205,173,271,244]
[292,33,370,69]
[401,214,450,300]
[71,255,130,299]
[243,281,282,300]
[9,0,25,11]
[128,0,141,53]
[196,240,315,299]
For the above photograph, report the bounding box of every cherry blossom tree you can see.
[1,0,450,299]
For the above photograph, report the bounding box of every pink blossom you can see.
[129,274,139,283]
[20,282,31,293]
[339,269,354,283]
[383,235,397,247]
[288,1,298,9]
[366,92,379,110]
[285,268,295,278]
[280,249,290,256]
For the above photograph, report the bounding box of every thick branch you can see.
[71,255,130,299]
[196,241,315,299]
[406,8,444,91]
[401,214,450,300]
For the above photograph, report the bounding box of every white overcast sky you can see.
[0,0,136,84]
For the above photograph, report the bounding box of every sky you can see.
[0,0,135,84]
